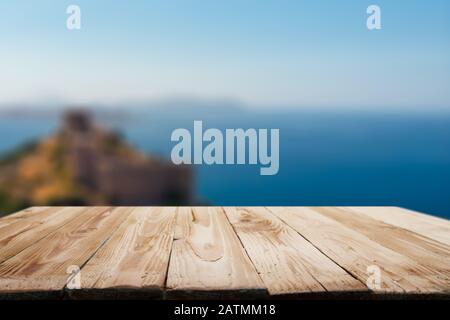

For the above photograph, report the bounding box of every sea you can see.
[1,108,449,219]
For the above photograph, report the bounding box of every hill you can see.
[0,111,193,216]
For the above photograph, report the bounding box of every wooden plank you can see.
[0,207,60,230]
[344,207,450,246]
[0,207,52,228]
[166,207,266,299]
[0,207,131,295]
[315,207,450,282]
[0,207,88,264]
[224,207,366,296]
[73,207,177,299]
[269,207,449,294]
[0,206,449,299]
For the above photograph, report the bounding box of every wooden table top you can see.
[0,207,449,299]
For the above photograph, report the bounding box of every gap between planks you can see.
[166,207,267,299]
[68,207,178,299]
[0,207,131,296]
[267,207,450,294]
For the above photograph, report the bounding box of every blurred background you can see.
[0,1,449,218]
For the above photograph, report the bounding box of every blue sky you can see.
[0,0,449,110]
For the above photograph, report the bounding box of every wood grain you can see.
[75,207,177,299]
[0,207,88,264]
[224,207,366,296]
[344,207,450,246]
[315,207,450,284]
[0,207,53,228]
[166,207,266,298]
[0,207,130,293]
[0,207,60,231]
[269,207,449,294]
[0,206,449,299]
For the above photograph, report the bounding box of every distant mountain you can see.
[0,96,246,118]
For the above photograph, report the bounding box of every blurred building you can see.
[63,110,194,205]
